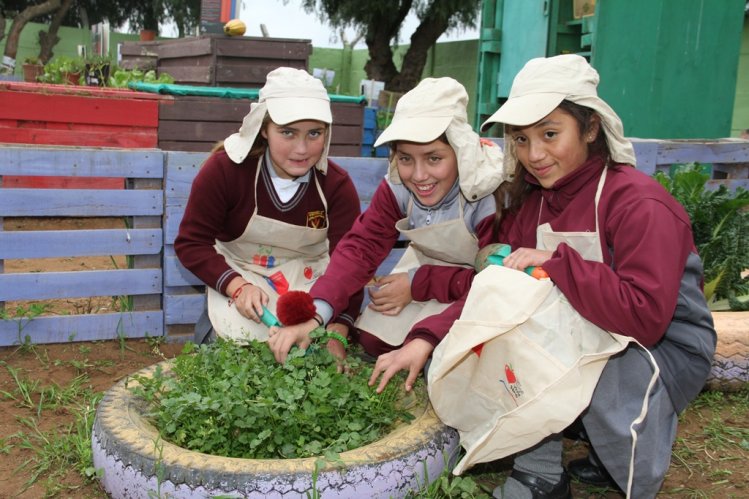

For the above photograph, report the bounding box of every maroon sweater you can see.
[175,149,362,324]
[411,155,697,348]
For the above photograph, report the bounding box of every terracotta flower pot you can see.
[22,63,43,83]
[63,71,81,85]
[139,29,157,41]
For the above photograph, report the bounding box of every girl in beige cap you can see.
[175,67,361,359]
[270,77,509,390]
[423,55,715,499]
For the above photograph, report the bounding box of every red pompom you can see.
[276,290,316,326]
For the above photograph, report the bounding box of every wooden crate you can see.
[154,35,311,87]
[0,82,165,188]
[119,40,159,71]
[158,95,364,156]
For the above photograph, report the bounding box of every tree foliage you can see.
[299,0,481,92]
[0,0,200,71]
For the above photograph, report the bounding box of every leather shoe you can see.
[509,469,571,499]
[567,457,618,489]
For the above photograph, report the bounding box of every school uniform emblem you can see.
[306,210,326,228]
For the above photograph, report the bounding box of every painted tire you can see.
[92,361,460,498]
[705,311,749,391]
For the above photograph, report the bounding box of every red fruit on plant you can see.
[276,290,316,326]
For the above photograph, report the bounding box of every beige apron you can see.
[207,164,330,342]
[429,169,656,485]
[356,196,478,346]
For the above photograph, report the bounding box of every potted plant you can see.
[57,56,84,85]
[22,56,44,82]
[84,55,111,86]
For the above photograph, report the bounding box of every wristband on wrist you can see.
[228,282,253,305]
[312,313,324,327]
[323,331,348,349]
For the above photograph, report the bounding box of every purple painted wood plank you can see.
[655,140,749,164]
[164,254,202,287]
[0,311,164,346]
[0,269,161,301]
[164,151,208,207]
[630,139,659,175]
[0,146,163,177]
[0,229,161,259]
[164,292,204,325]
[0,189,162,216]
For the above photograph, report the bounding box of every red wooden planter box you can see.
[0,82,166,188]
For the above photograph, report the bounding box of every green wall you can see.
[592,0,744,139]
[310,39,479,120]
[731,15,749,137]
[2,21,88,73]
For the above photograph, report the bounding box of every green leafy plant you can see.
[108,67,175,88]
[129,338,416,460]
[38,56,84,85]
[655,163,749,310]
[12,389,102,495]
[84,55,112,86]
[0,303,50,351]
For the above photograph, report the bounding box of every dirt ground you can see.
[1,342,746,498]
[0,218,747,498]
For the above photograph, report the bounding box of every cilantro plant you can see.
[129,338,417,459]
[655,163,749,310]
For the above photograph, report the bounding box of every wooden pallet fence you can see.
[0,145,164,345]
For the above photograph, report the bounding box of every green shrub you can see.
[128,337,416,459]
[655,163,749,310]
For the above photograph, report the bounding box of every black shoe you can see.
[509,469,571,499]
[567,457,618,489]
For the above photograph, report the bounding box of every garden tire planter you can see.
[92,361,460,498]
[705,311,749,391]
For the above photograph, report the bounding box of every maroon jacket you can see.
[175,149,362,325]
[413,155,697,347]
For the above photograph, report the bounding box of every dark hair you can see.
[209,114,273,158]
[491,100,609,239]
[248,114,275,158]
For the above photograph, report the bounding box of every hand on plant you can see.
[502,248,553,272]
[228,277,268,323]
[268,318,316,363]
[325,322,349,373]
[366,273,412,316]
[368,338,433,393]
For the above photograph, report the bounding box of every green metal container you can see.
[476,0,745,139]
